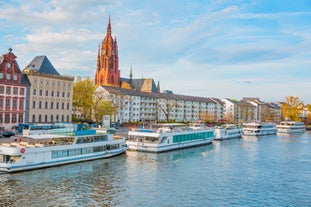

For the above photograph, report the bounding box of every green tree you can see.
[281,96,304,121]
[72,77,96,122]
[93,92,114,124]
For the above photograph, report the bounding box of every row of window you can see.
[0,86,25,95]
[33,79,71,89]
[32,101,70,110]
[0,73,18,81]
[51,144,121,159]
[173,132,214,143]
[32,114,70,123]
[33,89,70,98]
[0,98,24,109]
[0,113,23,123]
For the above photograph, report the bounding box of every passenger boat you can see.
[276,121,306,133]
[0,125,127,173]
[214,125,242,140]
[242,122,277,136]
[126,123,214,153]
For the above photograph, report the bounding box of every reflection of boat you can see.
[126,123,214,153]
[214,125,242,140]
[242,122,277,136]
[0,125,127,173]
[276,121,306,133]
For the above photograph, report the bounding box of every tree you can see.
[223,112,234,124]
[93,92,114,124]
[72,77,96,122]
[158,99,178,123]
[199,112,215,124]
[281,96,304,121]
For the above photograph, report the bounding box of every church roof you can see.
[120,78,158,93]
[25,56,60,76]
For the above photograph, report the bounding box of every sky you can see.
[1,0,311,103]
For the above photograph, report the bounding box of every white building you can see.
[95,85,224,124]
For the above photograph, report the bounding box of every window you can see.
[20,88,24,95]
[45,115,48,122]
[62,102,64,109]
[5,114,10,123]
[18,114,23,123]
[32,114,35,123]
[56,102,59,109]
[33,101,36,109]
[12,114,17,123]
[0,73,3,79]
[39,101,42,109]
[13,87,18,95]
[39,115,42,122]
[56,115,59,122]
[57,91,59,97]
[5,99,10,108]
[0,99,3,107]
[45,102,48,109]
[0,86,3,94]
[13,100,17,109]
[51,115,53,122]
[62,92,65,97]
[0,114,2,123]
[6,87,11,94]
[13,74,17,81]
[51,102,54,109]
[67,92,70,98]
[6,74,11,80]
[67,115,69,122]
[61,115,64,122]
[39,89,43,96]
[51,91,54,97]
[19,100,24,109]
[46,90,48,96]
[33,89,36,95]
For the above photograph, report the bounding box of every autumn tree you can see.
[199,112,215,124]
[93,92,114,124]
[281,96,304,121]
[72,77,96,122]
[223,112,234,124]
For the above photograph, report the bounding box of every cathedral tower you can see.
[95,16,120,86]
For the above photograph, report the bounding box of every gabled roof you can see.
[25,56,60,75]
[98,85,216,104]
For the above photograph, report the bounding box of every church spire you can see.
[157,81,160,93]
[107,15,112,36]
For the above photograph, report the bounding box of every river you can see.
[0,132,311,206]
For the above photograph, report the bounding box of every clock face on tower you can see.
[7,62,11,69]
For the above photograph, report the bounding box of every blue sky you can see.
[1,0,311,103]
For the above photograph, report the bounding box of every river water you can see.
[0,132,311,207]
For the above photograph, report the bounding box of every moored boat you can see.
[0,125,127,173]
[242,122,277,136]
[276,121,306,133]
[214,125,242,140]
[126,123,214,153]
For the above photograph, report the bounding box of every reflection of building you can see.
[23,56,74,123]
[0,49,28,130]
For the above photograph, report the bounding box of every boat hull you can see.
[127,139,213,153]
[0,147,127,173]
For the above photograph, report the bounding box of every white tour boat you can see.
[126,123,214,153]
[0,126,127,173]
[242,122,277,136]
[214,125,242,140]
[276,121,306,133]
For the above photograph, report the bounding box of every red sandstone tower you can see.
[95,16,120,86]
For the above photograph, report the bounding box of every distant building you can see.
[0,48,28,130]
[23,56,74,123]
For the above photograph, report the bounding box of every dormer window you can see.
[7,62,11,69]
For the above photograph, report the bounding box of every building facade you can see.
[0,49,28,131]
[95,86,224,124]
[23,56,74,123]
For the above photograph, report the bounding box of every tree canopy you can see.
[281,96,304,121]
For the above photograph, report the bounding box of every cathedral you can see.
[95,17,160,93]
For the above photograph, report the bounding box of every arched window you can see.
[45,115,48,122]
[39,115,42,122]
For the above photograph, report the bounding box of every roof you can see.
[25,56,60,75]
[121,78,158,93]
[98,85,216,103]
